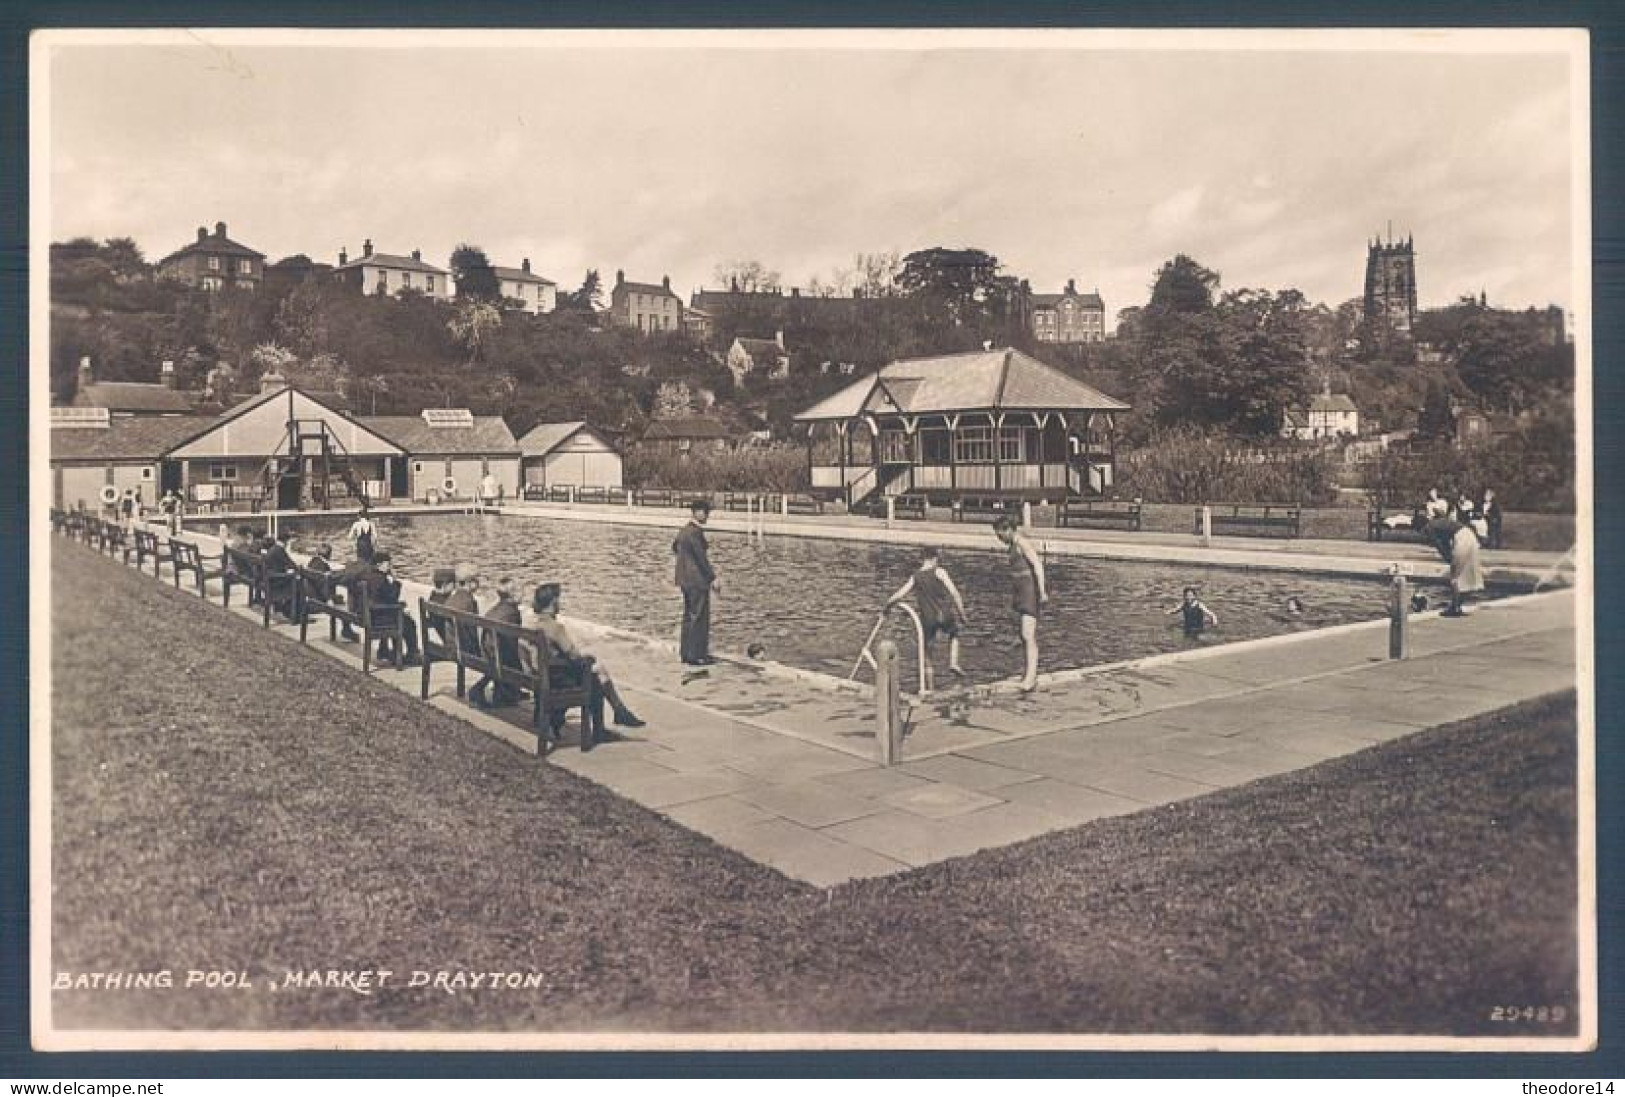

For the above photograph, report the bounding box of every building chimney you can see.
[197,227,208,242]
[77,356,93,391]
[1066,278,1076,294]
[339,247,348,266]
[412,248,421,261]
[362,239,374,258]
[161,359,176,389]
[522,257,531,273]
[215,221,227,238]
[616,270,625,285]
[662,274,671,290]
[790,287,800,298]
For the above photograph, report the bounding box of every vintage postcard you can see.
[30,27,1593,1052]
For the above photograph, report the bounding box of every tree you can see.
[897,247,1001,327]
[652,380,693,418]
[561,269,603,313]
[1417,377,1455,440]
[1454,309,1567,413]
[447,301,503,364]
[712,259,781,294]
[100,237,148,279]
[449,244,499,301]
[1145,254,1220,324]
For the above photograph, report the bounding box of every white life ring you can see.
[99,485,119,505]
[442,477,458,496]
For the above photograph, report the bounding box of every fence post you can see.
[568,485,576,504]
[1200,504,1213,547]
[1022,500,1033,529]
[781,493,790,517]
[875,640,903,766]
[885,495,896,529]
[1389,570,1410,660]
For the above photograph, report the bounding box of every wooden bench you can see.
[170,539,227,597]
[575,486,609,504]
[635,488,676,508]
[222,546,298,628]
[100,522,134,564]
[721,492,756,512]
[880,493,927,520]
[1058,500,1143,531]
[783,493,824,516]
[418,599,597,750]
[952,496,1009,523]
[1368,505,1428,543]
[1195,504,1302,539]
[548,484,574,503]
[131,527,173,577]
[293,564,404,672]
[522,484,547,501]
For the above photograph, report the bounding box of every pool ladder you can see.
[850,601,931,696]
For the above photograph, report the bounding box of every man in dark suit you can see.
[672,499,720,665]
[471,576,524,708]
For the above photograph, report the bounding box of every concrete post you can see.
[885,495,896,529]
[1389,572,1410,660]
[568,485,576,504]
[781,493,790,517]
[1201,504,1213,548]
[1022,500,1033,529]
[875,640,903,766]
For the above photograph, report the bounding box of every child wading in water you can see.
[1168,586,1219,637]
[885,546,969,689]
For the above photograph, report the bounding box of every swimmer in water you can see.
[1284,596,1305,616]
[746,642,767,660]
[1167,586,1219,636]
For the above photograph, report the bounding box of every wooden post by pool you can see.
[1389,573,1410,660]
[875,640,903,766]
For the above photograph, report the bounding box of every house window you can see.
[954,427,994,463]
[207,256,221,271]
[413,462,424,474]
[378,270,389,289]
[141,467,154,481]
[403,272,413,288]
[480,457,490,474]
[426,275,435,293]
[678,439,692,454]
[238,259,252,274]
[998,426,1024,463]
[209,463,238,481]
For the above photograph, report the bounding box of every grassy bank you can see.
[49,545,1579,1037]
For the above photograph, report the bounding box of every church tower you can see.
[1363,231,1417,333]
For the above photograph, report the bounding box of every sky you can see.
[42,32,1581,323]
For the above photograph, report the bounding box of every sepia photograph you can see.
[29,27,1592,1052]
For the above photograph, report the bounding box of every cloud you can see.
[1147,186,1205,235]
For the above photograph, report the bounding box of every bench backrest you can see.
[171,540,208,568]
[420,600,576,682]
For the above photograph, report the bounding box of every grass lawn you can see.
[49,544,1580,1037]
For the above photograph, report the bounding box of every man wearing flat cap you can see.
[672,498,720,666]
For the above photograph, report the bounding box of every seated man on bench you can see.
[371,552,422,667]
[524,582,645,735]
[471,576,524,709]
[423,567,459,655]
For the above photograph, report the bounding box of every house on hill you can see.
[157,222,265,292]
[334,240,451,301]
[637,417,732,456]
[1282,389,1360,440]
[611,271,683,333]
[488,258,557,315]
[516,421,624,490]
[793,347,1130,508]
[362,410,521,501]
[1029,280,1106,344]
[726,332,789,384]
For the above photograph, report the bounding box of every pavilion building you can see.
[792,347,1129,509]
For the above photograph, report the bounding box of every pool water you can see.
[272,513,1414,682]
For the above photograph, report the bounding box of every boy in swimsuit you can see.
[1167,586,1219,636]
[885,546,969,688]
[992,516,1048,692]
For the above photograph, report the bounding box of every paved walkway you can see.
[75,526,1578,888]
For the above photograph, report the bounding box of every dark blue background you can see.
[1,0,1618,1078]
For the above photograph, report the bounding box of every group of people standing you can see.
[1419,487,1500,617]
[671,500,1052,692]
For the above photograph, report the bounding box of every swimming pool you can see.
[272,512,1415,681]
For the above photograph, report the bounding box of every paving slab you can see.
[880,782,1006,820]
[989,778,1146,825]
[736,782,890,829]
[897,754,1043,791]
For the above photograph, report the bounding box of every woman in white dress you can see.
[1438,517,1485,616]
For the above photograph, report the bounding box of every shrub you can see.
[1116,427,1341,505]
[624,446,810,492]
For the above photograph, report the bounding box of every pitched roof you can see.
[793,348,1130,422]
[1031,291,1106,309]
[641,417,732,441]
[514,421,622,457]
[72,382,199,415]
[1309,393,1359,413]
[360,415,520,456]
[50,415,218,461]
[492,265,554,286]
[617,279,681,299]
[338,251,449,275]
[733,337,786,359]
[159,232,265,265]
